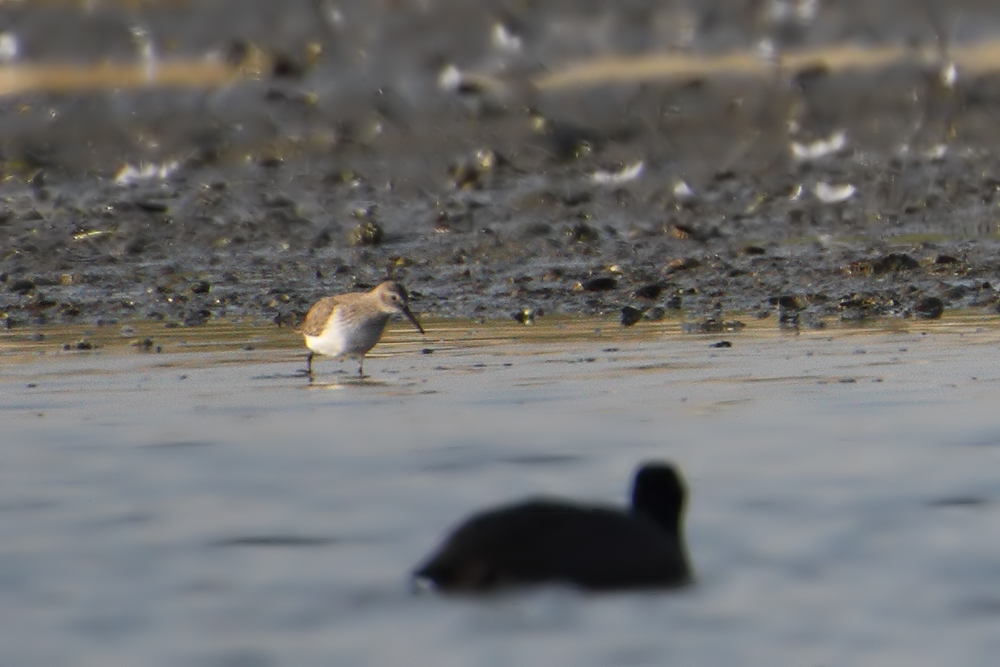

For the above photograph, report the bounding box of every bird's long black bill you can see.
[402,307,425,334]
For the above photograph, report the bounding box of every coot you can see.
[413,461,692,592]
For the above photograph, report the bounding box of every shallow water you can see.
[3,316,1000,666]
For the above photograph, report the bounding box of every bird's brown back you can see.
[298,296,342,336]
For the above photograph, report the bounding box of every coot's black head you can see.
[630,461,687,537]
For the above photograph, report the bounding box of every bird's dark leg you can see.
[357,357,365,378]
[306,351,314,382]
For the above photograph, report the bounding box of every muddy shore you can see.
[3,1,1000,331]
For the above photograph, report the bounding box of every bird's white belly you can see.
[304,310,389,358]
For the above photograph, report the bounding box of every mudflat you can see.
[1,1,1000,333]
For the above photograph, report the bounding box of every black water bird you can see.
[413,461,692,592]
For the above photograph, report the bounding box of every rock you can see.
[621,306,644,326]
[914,296,944,319]
[577,277,617,292]
[633,284,664,300]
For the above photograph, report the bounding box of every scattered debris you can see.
[924,144,948,161]
[591,161,644,185]
[897,143,949,161]
[115,162,179,186]
[565,222,600,243]
[437,64,464,92]
[491,22,522,54]
[671,223,716,242]
[672,180,696,203]
[350,220,384,246]
[682,318,746,334]
[664,257,702,274]
[791,130,847,161]
[812,182,856,203]
[131,338,156,352]
[845,256,896,276]
[870,253,919,274]
[512,308,539,324]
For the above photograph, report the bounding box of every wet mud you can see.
[3,1,1000,331]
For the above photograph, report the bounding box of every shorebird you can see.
[413,461,692,593]
[298,281,424,379]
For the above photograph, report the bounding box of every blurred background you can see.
[1,0,995,175]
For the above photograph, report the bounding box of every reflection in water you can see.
[142,440,214,449]
[419,448,582,473]
[211,536,341,548]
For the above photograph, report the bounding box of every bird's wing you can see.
[298,296,340,336]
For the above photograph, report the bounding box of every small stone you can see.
[621,306,644,326]
[857,253,919,275]
[578,277,617,292]
[512,308,537,325]
[670,224,713,242]
[565,223,599,243]
[642,306,666,321]
[774,295,805,310]
[183,308,212,327]
[633,284,664,300]
[664,257,701,274]
[9,278,35,295]
[914,296,944,319]
[350,221,384,246]
[132,338,154,352]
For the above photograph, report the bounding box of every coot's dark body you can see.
[414,462,692,592]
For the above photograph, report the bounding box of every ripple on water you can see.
[209,536,343,548]
[5,317,1000,665]
[419,448,583,473]
[142,440,215,449]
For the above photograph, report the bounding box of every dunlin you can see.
[298,281,424,379]
[413,461,692,593]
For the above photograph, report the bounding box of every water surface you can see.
[3,317,1000,666]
